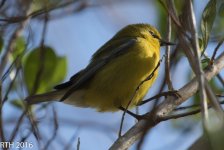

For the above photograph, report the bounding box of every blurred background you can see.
[0,0,224,150]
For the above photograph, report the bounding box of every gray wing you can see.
[59,38,137,101]
[54,70,84,89]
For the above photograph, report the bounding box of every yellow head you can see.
[92,24,174,60]
[112,24,174,47]
[113,24,161,46]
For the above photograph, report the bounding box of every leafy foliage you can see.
[31,0,61,11]
[0,37,3,54]
[23,46,67,94]
[10,99,26,110]
[219,2,224,17]
[200,0,217,51]
[11,37,26,59]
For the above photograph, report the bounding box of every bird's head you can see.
[113,24,174,47]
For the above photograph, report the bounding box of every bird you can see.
[25,23,174,112]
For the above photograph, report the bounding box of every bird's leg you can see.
[118,106,146,120]
[137,90,181,106]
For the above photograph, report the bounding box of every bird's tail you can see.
[25,90,65,105]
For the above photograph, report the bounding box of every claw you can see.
[118,106,148,121]
[138,90,181,106]
[165,90,181,98]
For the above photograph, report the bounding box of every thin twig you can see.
[163,99,224,121]
[135,106,139,123]
[9,108,28,142]
[77,137,80,150]
[42,106,58,150]
[1,36,29,83]
[0,1,31,145]
[165,1,174,90]
[2,66,21,104]
[216,74,224,87]
[158,0,191,40]
[188,1,223,117]
[160,109,201,121]
[0,86,6,148]
[174,104,200,111]
[138,90,178,106]
[0,0,6,8]
[30,12,49,95]
[1,55,20,82]
[63,129,80,150]
[18,129,33,150]
[210,38,224,65]
[26,6,50,144]
[0,4,31,78]
[216,94,224,97]
[118,57,163,137]
[204,78,223,114]
[109,52,224,150]
[118,94,135,137]
[151,46,181,108]
[0,0,83,24]
[187,0,209,122]
[174,100,224,111]
[135,55,165,150]
[136,1,176,149]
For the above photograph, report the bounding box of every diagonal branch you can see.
[109,52,224,150]
[187,1,208,121]
[165,0,174,90]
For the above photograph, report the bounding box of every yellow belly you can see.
[82,39,160,111]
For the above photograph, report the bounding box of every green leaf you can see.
[31,0,61,11]
[51,56,67,85]
[23,46,67,94]
[218,2,224,17]
[12,37,26,59]
[174,0,185,15]
[10,99,26,110]
[198,37,204,51]
[24,46,57,94]
[0,37,3,54]
[201,58,210,65]
[155,0,167,37]
[200,0,217,52]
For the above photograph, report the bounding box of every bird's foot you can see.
[138,90,181,106]
[119,106,149,121]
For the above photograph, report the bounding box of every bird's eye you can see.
[149,31,155,36]
[149,31,158,39]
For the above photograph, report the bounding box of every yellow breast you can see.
[82,38,160,111]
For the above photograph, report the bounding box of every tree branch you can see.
[165,0,174,90]
[109,52,224,150]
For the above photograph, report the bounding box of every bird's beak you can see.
[160,39,175,46]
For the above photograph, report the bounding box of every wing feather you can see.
[56,38,137,101]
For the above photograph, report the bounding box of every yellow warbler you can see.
[26,24,173,111]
